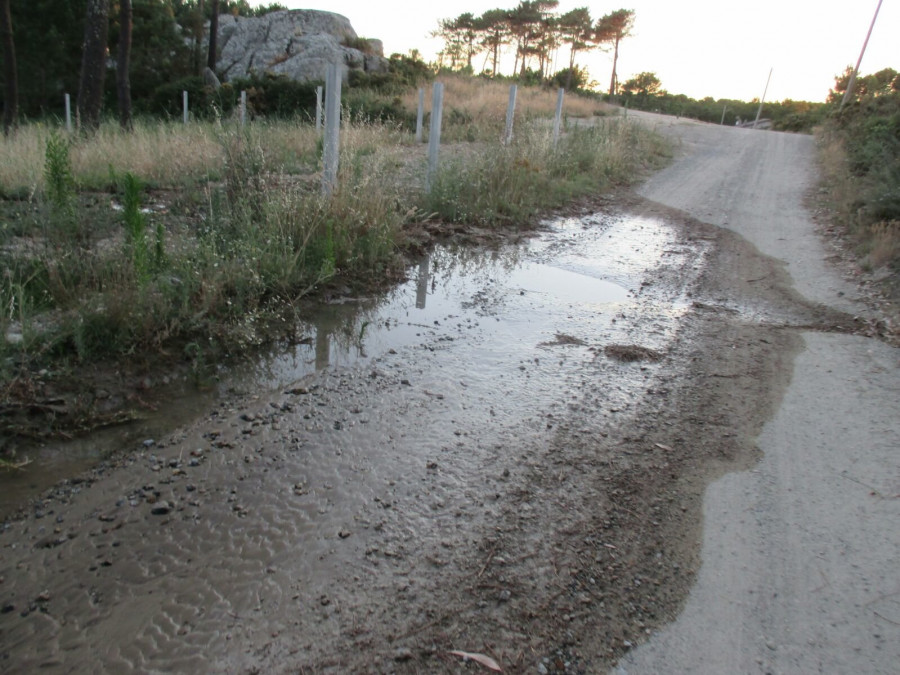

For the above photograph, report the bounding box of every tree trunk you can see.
[207,0,219,72]
[565,46,577,91]
[116,0,132,130]
[0,0,17,135]
[195,0,204,73]
[78,0,109,132]
[608,36,620,99]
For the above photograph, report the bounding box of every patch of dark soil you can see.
[603,344,663,362]
[540,333,588,348]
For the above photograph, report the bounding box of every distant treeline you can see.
[433,2,635,96]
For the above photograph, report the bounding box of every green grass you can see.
[424,117,670,226]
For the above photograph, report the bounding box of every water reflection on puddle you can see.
[2,213,694,515]
[241,213,680,390]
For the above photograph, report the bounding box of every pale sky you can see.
[273,1,897,103]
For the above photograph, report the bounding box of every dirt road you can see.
[617,112,900,674]
[1,114,897,674]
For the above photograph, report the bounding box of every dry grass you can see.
[861,220,900,270]
[0,119,327,196]
[816,131,860,227]
[399,74,609,133]
[0,78,610,198]
[816,126,900,273]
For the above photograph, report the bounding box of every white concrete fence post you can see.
[316,85,323,133]
[183,90,189,124]
[504,84,517,145]
[321,64,342,196]
[64,94,72,133]
[552,87,565,147]
[425,82,444,194]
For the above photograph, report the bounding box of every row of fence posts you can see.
[59,71,568,200]
[61,89,251,131]
[317,78,566,198]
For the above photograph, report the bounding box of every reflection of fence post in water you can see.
[415,87,425,143]
[425,82,444,194]
[552,88,565,147]
[315,85,323,133]
[416,254,430,309]
[315,326,331,370]
[504,84,517,144]
[322,64,342,196]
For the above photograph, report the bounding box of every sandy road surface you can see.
[617,113,900,673]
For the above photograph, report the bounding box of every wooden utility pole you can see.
[841,0,884,108]
[752,68,772,130]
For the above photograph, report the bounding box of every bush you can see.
[146,76,237,119]
[231,73,319,120]
[817,77,900,272]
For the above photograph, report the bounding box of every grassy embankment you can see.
[0,75,671,446]
[816,92,900,278]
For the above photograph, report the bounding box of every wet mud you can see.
[0,193,860,673]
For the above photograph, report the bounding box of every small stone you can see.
[142,439,155,448]
[394,647,413,662]
[151,502,171,516]
[498,589,511,602]
[338,529,351,539]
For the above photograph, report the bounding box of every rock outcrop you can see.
[215,10,388,84]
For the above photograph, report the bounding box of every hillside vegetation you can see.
[817,68,900,278]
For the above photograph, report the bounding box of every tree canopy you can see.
[0,0,287,119]
[434,3,636,91]
[595,9,635,98]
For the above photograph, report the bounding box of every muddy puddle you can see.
[0,209,715,672]
[244,212,693,389]
[1,213,699,519]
